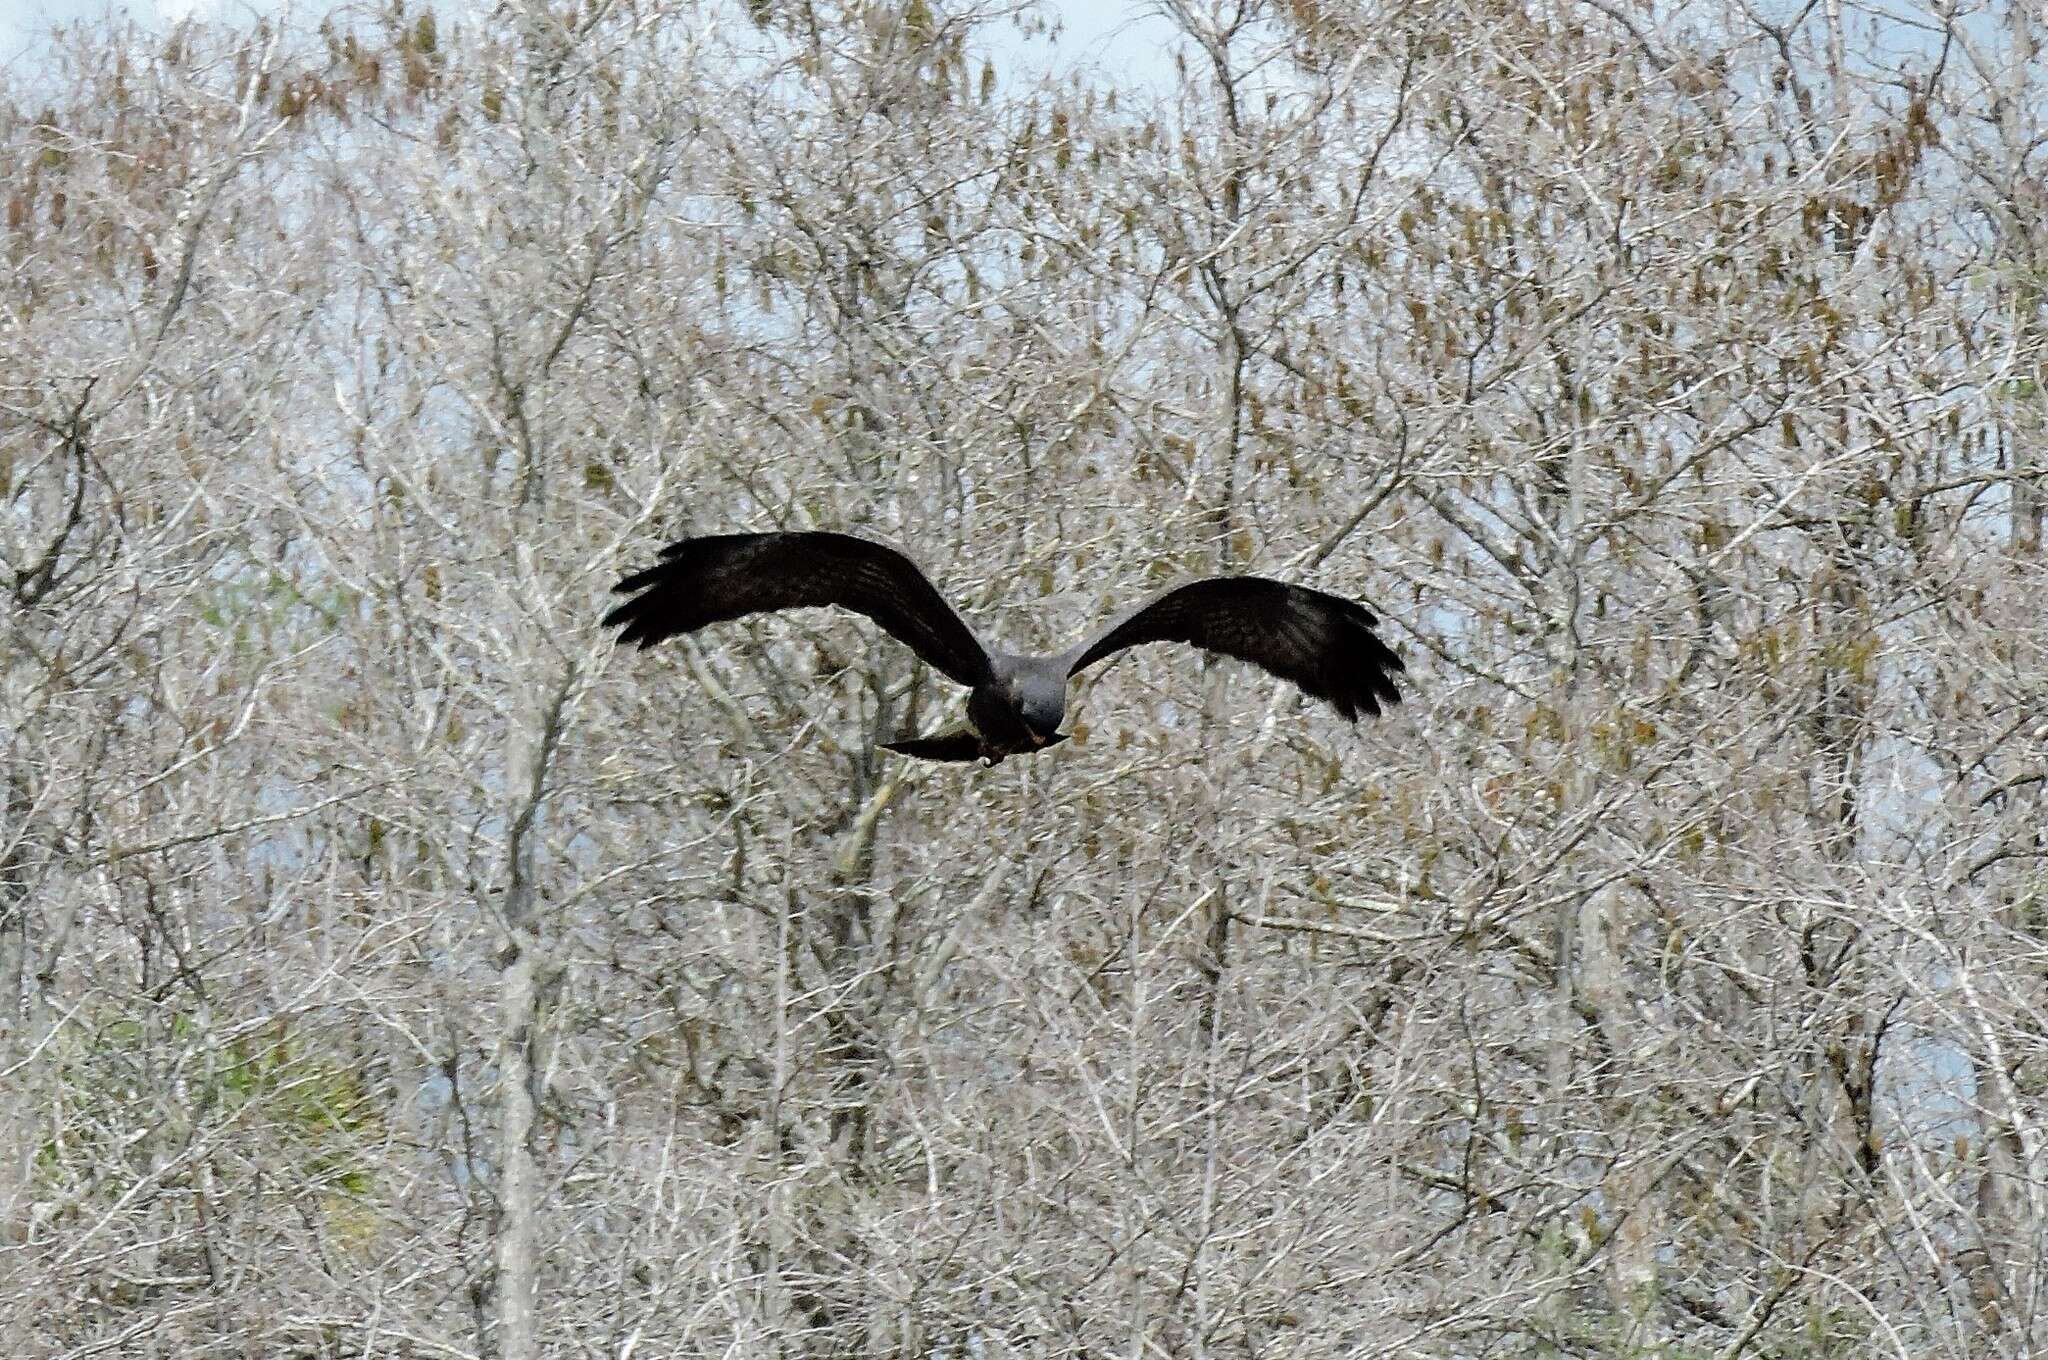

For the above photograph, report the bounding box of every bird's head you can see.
[1011,670,1068,745]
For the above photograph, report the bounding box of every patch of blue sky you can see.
[993,0,1181,95]
[3,0,309,71]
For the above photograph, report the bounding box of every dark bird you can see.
[603,531,1404,765]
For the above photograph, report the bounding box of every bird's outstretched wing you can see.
[603,532,994,689]
[1063,577,1404,721]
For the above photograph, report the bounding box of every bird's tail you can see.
[879,730,986,763]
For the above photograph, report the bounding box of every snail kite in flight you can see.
[603,531,1404,765]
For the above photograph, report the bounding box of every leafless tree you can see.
[3,0,2043,1355]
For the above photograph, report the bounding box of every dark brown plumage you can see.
[1066,577,1404,723]
[603,531,1404,764]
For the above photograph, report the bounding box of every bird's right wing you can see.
[603,532,994,689]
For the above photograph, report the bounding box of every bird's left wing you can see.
[1062,576,1404,721]
[603,532,994,689]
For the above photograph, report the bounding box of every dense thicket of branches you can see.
[4,0,2045,1354]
